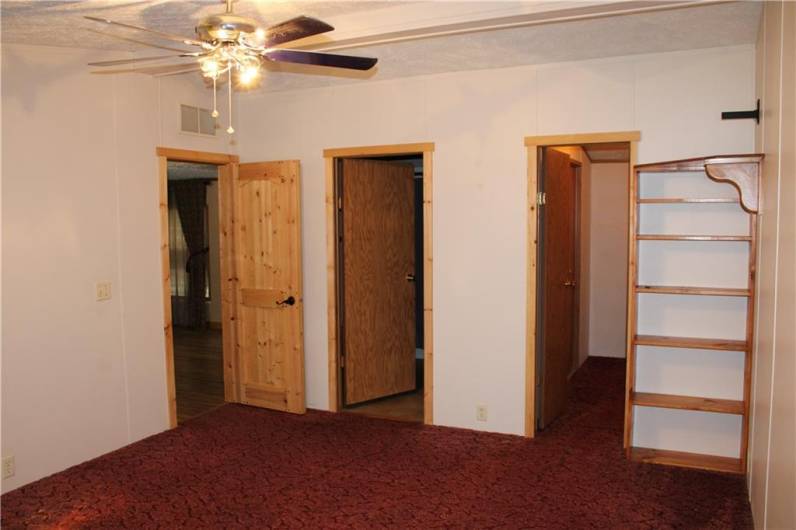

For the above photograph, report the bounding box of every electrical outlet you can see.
[2,456,15,479]
[96,281,112,301]
[476,405,488,422]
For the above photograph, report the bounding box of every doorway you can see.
[524,132,639,437]
[158,149,308,427]
[324,143,434,424]
[157,147,239,428]
[166,160,225,424]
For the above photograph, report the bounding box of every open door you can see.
[234,161,305,413]
[339,158,416,405]
[538,148,578,429]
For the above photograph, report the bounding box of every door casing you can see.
[157,147,240,428]
[324,143,435,425]
[524,132,639,438]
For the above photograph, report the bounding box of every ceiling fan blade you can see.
[84,15,204,47]
[263,16,334,47]
[84,29,194,53]
[154,66,203,78]
[91,63,201,76]
[89,53,204,67]
[264,49,377,71]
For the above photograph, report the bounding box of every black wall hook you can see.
[722,99,760,124]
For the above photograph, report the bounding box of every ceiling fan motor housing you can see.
[196,14,258,43]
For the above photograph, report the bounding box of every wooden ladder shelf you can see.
[624,154,763,475]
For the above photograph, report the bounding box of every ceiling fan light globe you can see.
[248,27,267,46]
[239,65,260,86]
[200,58,220,75]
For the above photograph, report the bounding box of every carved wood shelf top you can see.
[635,153,763,213]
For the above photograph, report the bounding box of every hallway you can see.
[173,327,224,423]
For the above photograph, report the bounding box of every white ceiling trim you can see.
[293,0,732,52]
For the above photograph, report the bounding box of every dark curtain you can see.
[171,180,208,328]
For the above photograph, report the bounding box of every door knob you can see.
[405,273,416,282]
[277,295,296,306]
[563,280,576,287]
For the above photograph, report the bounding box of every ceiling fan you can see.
[85,0,378,134]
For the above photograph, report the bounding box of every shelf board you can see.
[636,234,752,241]
[637,198,740,204]
[634,334,747,351]
[630,447,743,474]
[636,285,750,297]
[632,392,744,414]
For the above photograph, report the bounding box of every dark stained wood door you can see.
[341,159,416,405]
[539,148,578,429]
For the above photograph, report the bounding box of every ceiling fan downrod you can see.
[84,0,377,139]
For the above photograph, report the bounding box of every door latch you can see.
[277,295,296,306]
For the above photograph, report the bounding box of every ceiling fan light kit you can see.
[85,0,377,135]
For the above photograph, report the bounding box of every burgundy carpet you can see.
[2,358,752,528]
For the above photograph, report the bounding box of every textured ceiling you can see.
[254,1,762,91]
[1,1,761,92]
[0,1,398,50]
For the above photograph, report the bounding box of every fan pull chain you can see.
[212,76,219,118]
[226,67,234,134]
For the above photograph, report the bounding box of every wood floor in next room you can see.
[173,326,224,423]
[344,390,424,423]
[0,358,752,528]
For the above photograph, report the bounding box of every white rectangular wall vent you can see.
[180,104,216,136]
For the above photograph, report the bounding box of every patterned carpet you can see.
[1,358,752,529]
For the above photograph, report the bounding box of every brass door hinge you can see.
[537,192,547,206]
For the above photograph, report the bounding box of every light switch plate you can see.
[96,281,112,301]
[2,456,15,479]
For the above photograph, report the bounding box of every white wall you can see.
[587,162,628,359]
[1,43,232,493]
[749,2,795,528]
[0,41,758,493]
[237,45,755,437]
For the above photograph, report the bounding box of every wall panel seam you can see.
[762,6,786,527]
[112,75,133,443]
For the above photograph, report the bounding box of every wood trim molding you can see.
[525,132,638,438]
[524,131,640,147]
[158,149,239,429]
[324,143,435,424]
[524,146,539,437]
[422,151,434,425]
[634,154,762,172]
[158,156,178,428]
[325,157,339,411]
[323,143,435,158]
[624,140,639,450]
[156,147,239,164]
[217,163,240,403]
